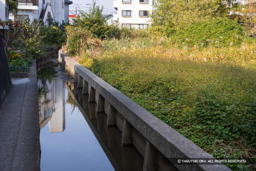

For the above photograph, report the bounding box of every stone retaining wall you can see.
[0,33,12,105]
[58,50,231,171]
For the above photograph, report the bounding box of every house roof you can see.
[69,15,80,18]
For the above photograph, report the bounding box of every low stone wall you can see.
[58,50,231,171]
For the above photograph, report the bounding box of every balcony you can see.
[18,0,39,6]
[122,0,132,4]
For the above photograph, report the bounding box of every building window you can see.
[139,10,149,17]
[122,10,132,17]
[139,24,148,29]
[122,0,132,3]
[139,0,149,3]
[43,0,45,4]
[122,23,131,28]
[62,2,64,8]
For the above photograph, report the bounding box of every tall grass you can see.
[64,28,256,170]
[80,37,256,170]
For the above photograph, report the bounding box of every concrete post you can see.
[143,141,158,171]
[96,94,104,113]
[88,103,96,120]
[83,95,89,111]
[96,112,105,132]
[88,85,95,102]
[77,89,83,103]
[73,85,78,96]
[104,101,110,115]
[77,76,83,88]
[74,72,78,83]
[82,80,89,95]
[121,120,133,145]
[107,105,116,126]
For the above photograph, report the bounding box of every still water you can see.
[38,67,143,171]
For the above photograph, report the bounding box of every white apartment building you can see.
[13,0,72,25]
[0,0,9,21]
[113,0,154,29]
[39,79,65,132]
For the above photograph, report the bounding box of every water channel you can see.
[38,66,143,171]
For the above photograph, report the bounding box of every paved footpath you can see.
[0,60,40,171]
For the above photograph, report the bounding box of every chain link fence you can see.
[0,32,12,104]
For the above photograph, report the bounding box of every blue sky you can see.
[69,0,114,15]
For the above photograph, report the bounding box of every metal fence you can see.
[9,66,30,73]
[0,33,12,104]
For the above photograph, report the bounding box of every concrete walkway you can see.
[0,60,40,171]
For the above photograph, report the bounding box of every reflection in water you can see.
[68,84,144,171]
[39,78,114,171]
[39,79,65,133]
[39,67,143,171]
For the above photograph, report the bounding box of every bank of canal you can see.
[38,66,143,171]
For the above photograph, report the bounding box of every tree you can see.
[0,19,23,58]
[46,12,53,27]
[9,0,18,12]
[0,19,45,59]
[151,0,233,35]
[74,1,111,38]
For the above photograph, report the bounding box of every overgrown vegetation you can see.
[75,37,256,171]
[8,51,32,68]
[63,1,256,170]
[172,18,244,47]
[3,18,66,70]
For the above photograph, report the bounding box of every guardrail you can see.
[58,50,231,171]
[9,66,30,73]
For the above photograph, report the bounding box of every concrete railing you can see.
[58,50,231,171]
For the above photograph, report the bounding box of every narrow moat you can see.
[38,66,143,171]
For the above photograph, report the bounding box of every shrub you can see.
[74,2,111,39]
[18,19,46,59]
[172,18,245,47]
[9,57,32,67]
[151,0,232,36]
[8,51,21,60]
[65,26,102,57]
[42,26,66,47]
[104,25,121,39]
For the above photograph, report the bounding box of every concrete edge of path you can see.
[12,59,41,171]
[0,59,40,171]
